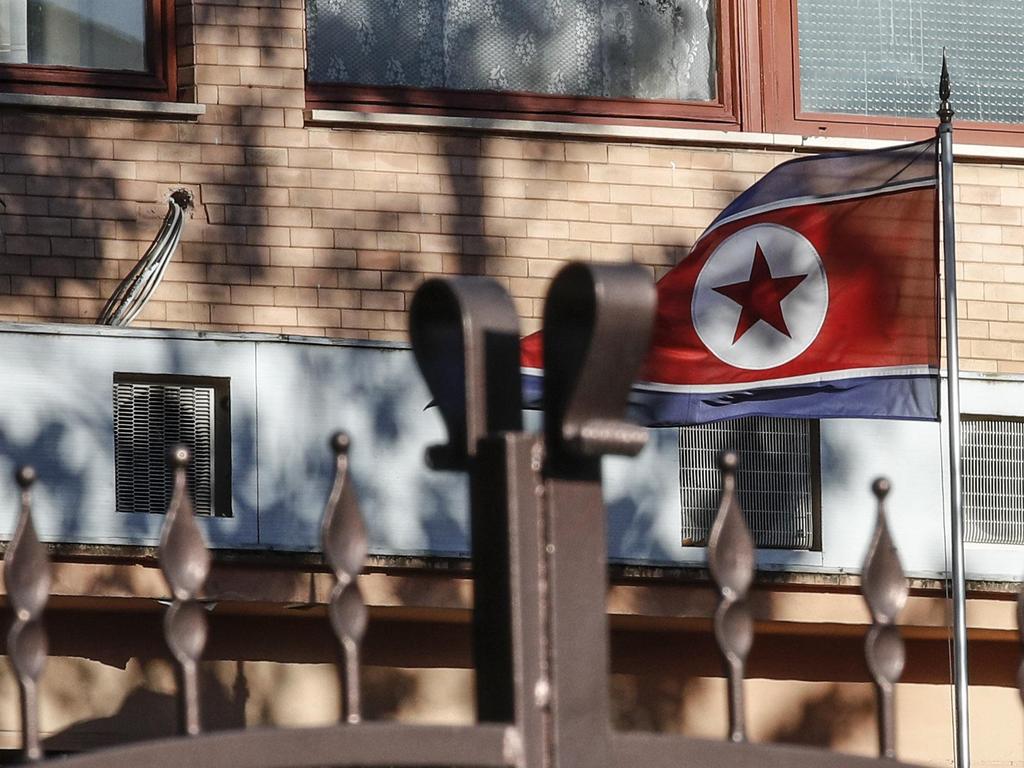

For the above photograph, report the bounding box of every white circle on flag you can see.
[692,223,829,370]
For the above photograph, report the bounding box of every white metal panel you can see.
[0,328,259,547]
[253,341,468,554]
[605,427,686,563]
[1,324,1024,583]
[959,377,1024,581]
[818,418,947,578]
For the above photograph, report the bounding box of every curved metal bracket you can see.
[410,277,522,470]
[542,263,655,468]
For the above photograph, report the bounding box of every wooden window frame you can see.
[306,0,747,131]
[0,0,177,101]
[760,0,1024,147]
[306,0,1024,144]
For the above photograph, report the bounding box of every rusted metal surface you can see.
[48,723,516,768]
[707,451,755,743]
[322,431,368,724]
[5,466,50,762]
[159,445,212,737]
[612,732,925,768]
[861,478,908,759]
[2,262,954,768]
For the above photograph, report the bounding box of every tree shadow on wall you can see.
[612,672,686,732]
[764,683,875,749]
[361,666,420,721]
[612,673,874,750]
[308,0,699,293]
[42,661,248,753]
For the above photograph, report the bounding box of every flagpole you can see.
[937,52,970,768]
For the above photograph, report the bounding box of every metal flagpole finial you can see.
[938,49,954,124]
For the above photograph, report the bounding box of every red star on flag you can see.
[712,243,809,344]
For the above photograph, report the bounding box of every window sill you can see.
[0,92,205,118]
[306,108,1024,163]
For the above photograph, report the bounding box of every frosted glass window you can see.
[307,0,716,102]
[798,0,1024,124]
[0,0,148,71]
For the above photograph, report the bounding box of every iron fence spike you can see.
[322,431,368,724]
[708,450,754,743]
[159,444,210,737]
[862,476,908,759]
[5,466,50,762]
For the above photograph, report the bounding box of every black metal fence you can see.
[1,262,974,767]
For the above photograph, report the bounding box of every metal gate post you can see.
[410,278,546,768]
[473,432,547,768]
[540,264,655,768]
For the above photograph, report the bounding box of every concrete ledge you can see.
[0,92,206,118]
[307,108,1024,163]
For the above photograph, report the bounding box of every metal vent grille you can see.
[962,417,1024,545]
[679,417,815,549]
[113,380,215,515]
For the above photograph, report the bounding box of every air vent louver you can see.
[962,417,1024,545]
[113,380,215,515]
[679,416,815,549]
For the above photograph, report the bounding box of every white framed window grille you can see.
[961,416,1024,545]
[679,416,818,550]
[113,373,231,517]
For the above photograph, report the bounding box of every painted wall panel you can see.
[253,341,467,554]
[0,327,259,547]
[0,325,1021,583]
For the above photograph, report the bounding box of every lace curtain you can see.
[0,0,28,64]
[307,0,715,102]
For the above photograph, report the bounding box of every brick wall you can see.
[0,0,1023,372]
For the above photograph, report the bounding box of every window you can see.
[113,374,232,517]
[0,0,176,100]
[763,0,1024,145]
[679,416,818,549]
[308,0,1024,143]
[962,416,1024,545]
[305,0,742,126]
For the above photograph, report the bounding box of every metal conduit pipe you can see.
[97,189,193,327]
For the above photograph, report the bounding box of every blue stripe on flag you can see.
[628,375,938,425]
[711,139,937,230]
[521,372,938,425]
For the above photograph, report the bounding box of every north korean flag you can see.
[522,139,940,425]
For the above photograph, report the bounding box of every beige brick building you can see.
[1,0,1024,766]
[0,1,1022,373]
